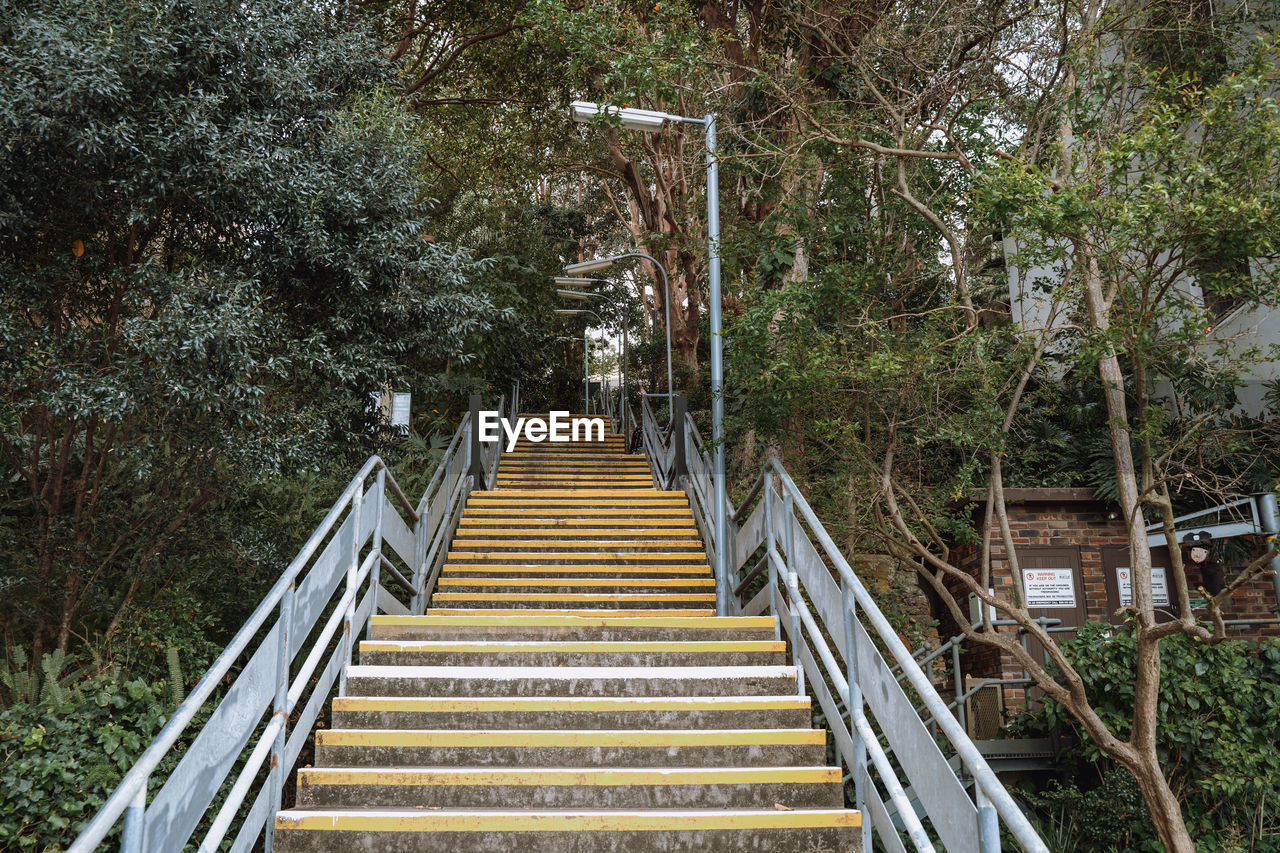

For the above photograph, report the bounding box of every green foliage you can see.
[1015,623,1280,851]
[0,0,498,652]
[0,671,181,850]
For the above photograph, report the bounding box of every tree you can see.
[730,1,1280,847]
[0,0,495,656]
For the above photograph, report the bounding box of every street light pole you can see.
[565,252,674,418]
[553,309,607,417]
[569,100,729,615]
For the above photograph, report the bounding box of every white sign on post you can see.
[1022,568,1077,608]
[1116,567,1171,607]
[391,393,411,432]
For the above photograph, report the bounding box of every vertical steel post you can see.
[764,469,780,642]
[338,478,362,697]
[843,575,870,853]
[370,468,386,617]
[583,330,590,413]
[265,580,294,853]
[120,779,147,853]
[671,394,688,484]
[1258,492,1280,621]
[411,509,425,616]
[706,113,728,618]
[976,784,1001,853]
[953,639,967,731]
[783,491,804,695]
[467,394,485,490]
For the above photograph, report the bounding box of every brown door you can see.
[1102,545,1178,623]
[1017,547,1087,674]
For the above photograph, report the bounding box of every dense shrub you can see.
[0,672,185,850]
[1015,622,1280,851]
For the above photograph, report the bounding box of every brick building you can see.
[938,488,1279,722]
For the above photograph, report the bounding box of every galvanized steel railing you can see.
[641,397,1048,853]
[70,387,515,853]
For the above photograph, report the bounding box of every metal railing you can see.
[641,395,1048,853]
[70,386,516,853]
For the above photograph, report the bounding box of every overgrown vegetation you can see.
[1015,624,1280,852]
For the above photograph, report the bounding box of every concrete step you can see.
[428,595,715,610]
[369,614,775,642]
[491,466,650,471]
[294,766,844,809]
[444,552,710,566]
[425,607,719,618]
[436,578,715,594]
[314,728,828,768]
[448,541,705,553]
[274,808,861,853]
[454,528,699,539]
[463,509,692,518]
[330,695,811,730]
[429,593,715,609]
[467,489,685,500]
[439,565,710,579]
[501,450,650,458]
[460,514,696,527]
[344,664,800,698]
[357,639,787,668]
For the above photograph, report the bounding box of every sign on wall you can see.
[1022,568,1078,608]
[1115,566,1171,608]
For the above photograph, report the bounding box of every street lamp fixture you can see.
[564,257,616,275]
[570,100,668,132]
[556,289,598,302]
[553,277,599,288]
[570,97,728,616]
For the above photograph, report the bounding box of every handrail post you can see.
[764,469,780,641]
[783,491,804,696]
[338,477,363,697]
[371,467,386,615]
[976,783,1001,852]
[265,578,295,853]
[671,394,688,484]
[843,574,871,853]
[467,394,486,490]
[120,779,146,853]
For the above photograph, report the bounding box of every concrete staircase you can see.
[274,420,861,851]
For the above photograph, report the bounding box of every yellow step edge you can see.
[358,640,786,654]
[371,615,775,628]
[471,489,684,496]
[332,694,807,712]
[275,809,861,833]
[297,767,839,787]
[459,516,694,522]
[436,578,715,588]
[463,507,691,514]
[442,563,711,571]
[450,537,711,545]
[424,608,718,617]
[431,593,718,602]
[447,553,709,560]
[453,530,698,538]
[317,729,826,748]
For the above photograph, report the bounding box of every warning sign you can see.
[1116,567,1171,608]
[1022,568,1077,608]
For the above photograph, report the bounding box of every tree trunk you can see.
[1126,746,1195,852]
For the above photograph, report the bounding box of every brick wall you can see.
[937,489,1279,726]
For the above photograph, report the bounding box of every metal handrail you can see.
[72,389,506,853]
[643,402,1048,853]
